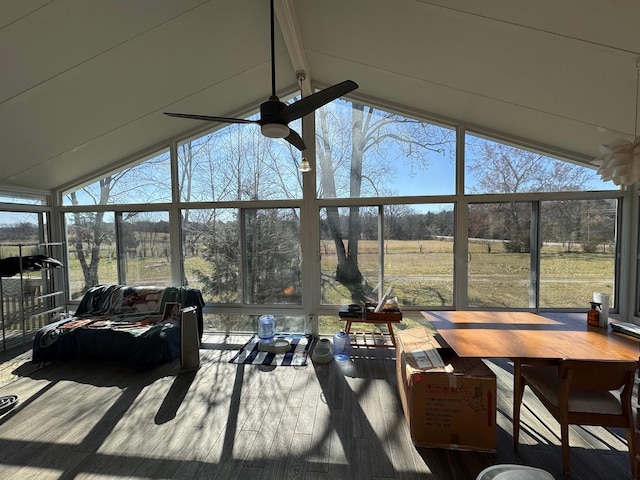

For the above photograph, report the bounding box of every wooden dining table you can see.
[420,310,640,361]
[421,310,640,469]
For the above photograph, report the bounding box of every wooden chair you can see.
[635,362,640,480]
[513,358,637,476]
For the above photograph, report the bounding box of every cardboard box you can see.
[396,326,496,451]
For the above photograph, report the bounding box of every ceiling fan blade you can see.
[280,80,359,123]
[164,112,258,124]
[284,129,306,151]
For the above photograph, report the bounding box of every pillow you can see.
[110,286,165,315]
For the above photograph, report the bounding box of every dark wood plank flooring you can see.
[0,333,634,480]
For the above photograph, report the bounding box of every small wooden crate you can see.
[339,306,402,348]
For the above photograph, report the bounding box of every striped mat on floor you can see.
[229,333,312,366]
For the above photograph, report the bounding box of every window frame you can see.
[51,91,631,326]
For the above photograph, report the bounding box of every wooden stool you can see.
[339,307,402,348]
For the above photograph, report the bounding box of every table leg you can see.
[513,358,523,449]
[386,322,396,346]
[344,319,352,335]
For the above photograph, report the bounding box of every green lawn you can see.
[63,238,615,333]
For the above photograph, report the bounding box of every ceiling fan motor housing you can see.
[260,97,287,126]
[260,97,291,138]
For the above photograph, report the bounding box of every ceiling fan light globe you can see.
[298,158,312,173]
[261,123,290,138]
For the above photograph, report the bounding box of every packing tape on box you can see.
[448,371,457,388]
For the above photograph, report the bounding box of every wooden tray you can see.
[364,311,403,322]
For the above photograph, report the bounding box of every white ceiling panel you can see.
[0,0,638,191]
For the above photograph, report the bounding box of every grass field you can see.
[62,238,614,333]
[320,239,614,308]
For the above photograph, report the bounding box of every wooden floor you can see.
[0,333,634,480]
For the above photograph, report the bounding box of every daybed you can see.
[32,284,205,371]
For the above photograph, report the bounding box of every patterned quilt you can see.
[32,284,205,371]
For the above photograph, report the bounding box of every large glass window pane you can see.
[465,134,615,194]
[202,313,306,335]
[0,212,47,348]
[320,206,379,305]
[383,204,454,307]
[119,211,171,286]
[62,150,172,205]
[0,193,46,205]
[316,99,456,198]
[0,212,41,248]
[65,211,116,299]
[182,208,240,303]
[245,208,301,304]
[468,202,531,308]
[177,122,303,202]
[184,207,302,305]
[540,199,617,308]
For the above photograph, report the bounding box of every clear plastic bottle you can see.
[258,315,275,342]
[333,330,351,362]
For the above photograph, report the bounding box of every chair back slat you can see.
[559,360,637,392]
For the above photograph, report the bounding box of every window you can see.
[465,134,615,194]
[0,212,43,248]
[319,203,454,307]
[316,99,456,198]
[118,211,171,286]
[383,204,454,307]
[57,91,626,332]
[244,208,301,304]
[467,199,619,310]
[320,206,379,305]
[177,120,303,202]
[539,199,617,308]
[0,194,46,205]
[468,202,532,308]
[183,207,301,305]
[65,211,116,299]
[183,208,240,302]
[65,210,172,297]
[62,150,172,206]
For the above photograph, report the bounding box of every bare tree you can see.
[466,141,594,252]
[66,154,169,293]
[466,141,591,194]
[68,177,117,294]
[318,101,454,302]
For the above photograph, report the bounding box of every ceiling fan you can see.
[164,0,358,151]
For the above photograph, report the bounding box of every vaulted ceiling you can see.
[1,0,639,192]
